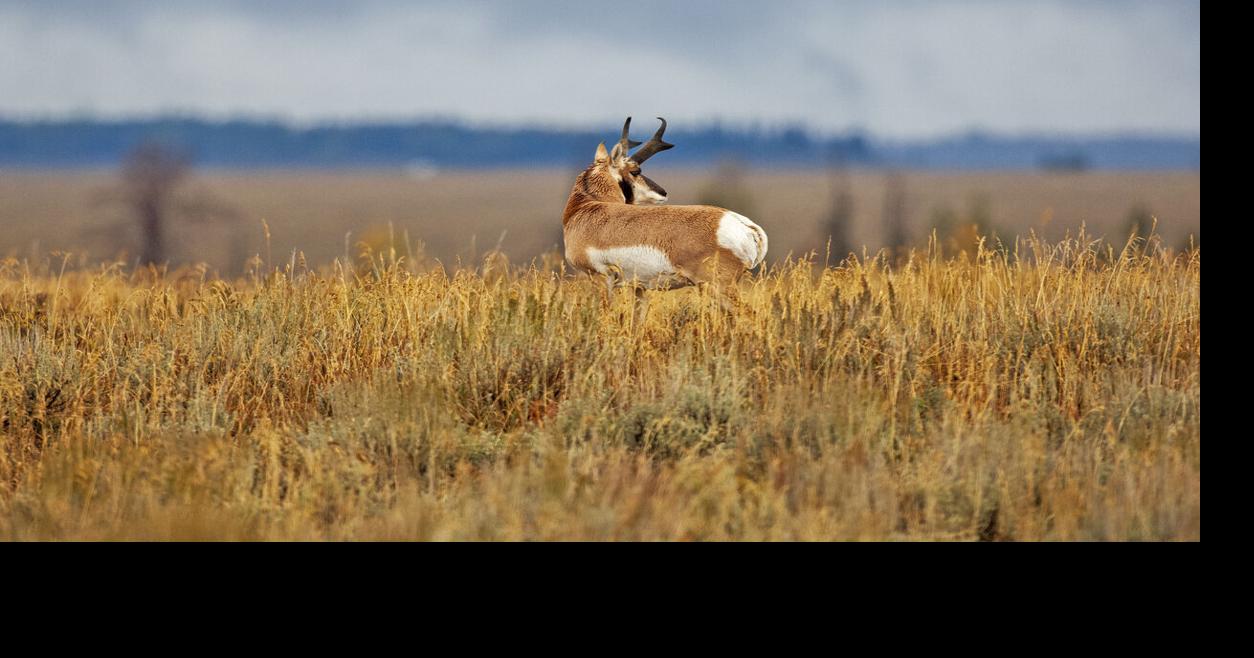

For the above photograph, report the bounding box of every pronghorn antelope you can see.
[562,117,767,306]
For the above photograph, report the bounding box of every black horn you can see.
[618,117,642,155]
[630,117,675,163]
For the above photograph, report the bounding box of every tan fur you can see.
[562,150,753,294]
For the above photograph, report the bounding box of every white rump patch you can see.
[585,245,677,285]
[716,211,768,268]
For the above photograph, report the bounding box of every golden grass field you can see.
[0,232,1200,540]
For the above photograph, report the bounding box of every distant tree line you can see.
[0,118,869,169]
[0,118,1199,170]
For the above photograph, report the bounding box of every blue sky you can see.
[0,1,1200,138]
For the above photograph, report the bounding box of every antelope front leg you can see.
[631,285,650,330]
[601,268,621,308]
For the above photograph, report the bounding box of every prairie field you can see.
[0,169,1201,273]
[0,234,1200,540]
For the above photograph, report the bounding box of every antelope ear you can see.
[594,142,609,163]
[609,142,626,163]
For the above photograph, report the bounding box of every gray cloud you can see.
[0,1,1200,137]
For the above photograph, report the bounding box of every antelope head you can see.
[595,117,675,206]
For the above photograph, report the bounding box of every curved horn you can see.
[618,117,642,155]
[630,117,674,164]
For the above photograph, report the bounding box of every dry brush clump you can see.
[0,235,1200,540]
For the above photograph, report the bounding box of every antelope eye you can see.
[630,168,641,176]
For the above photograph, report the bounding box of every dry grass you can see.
[0,233,1200,540]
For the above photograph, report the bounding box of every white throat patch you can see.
[631,181,667,205]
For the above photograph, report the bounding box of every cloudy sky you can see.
[0,1,1200,138]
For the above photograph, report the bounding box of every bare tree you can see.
[100,141,240,268]
[121,143,191,265]
[698,159,758,220]
[823,164,855,263]
[882,171,910,260]
[1123,203,1155,239]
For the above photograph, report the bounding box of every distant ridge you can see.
[0,118,1200,170]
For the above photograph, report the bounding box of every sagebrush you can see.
[0,236,1200,540]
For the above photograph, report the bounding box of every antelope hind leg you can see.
[692,254,746,316]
